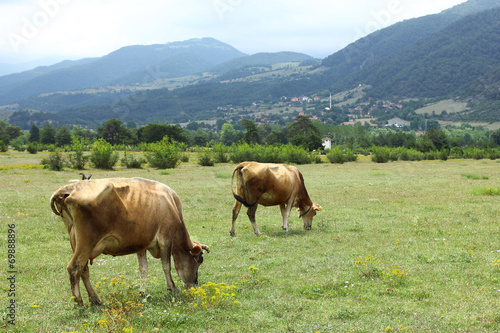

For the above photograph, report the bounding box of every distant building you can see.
[386,117,410,128]
[322,137,332,150]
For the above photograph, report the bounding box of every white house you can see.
[322,137,332,150]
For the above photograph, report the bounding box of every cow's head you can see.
[298,202,322,230]
[175,241,210,288]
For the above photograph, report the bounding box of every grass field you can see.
[1,151,499,332]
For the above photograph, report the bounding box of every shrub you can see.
[406,149,425,161]
[0,140,7,152]
[144,136,183,169]
[279,144,312,164]
[229,143,312,164]
[327,146,358,164]
[121,151,146,168]
[450,147,463,158]
[371,146,390,163]
[27,142,38,154]
[11,137,26,152]
[212,142,230,163]
[464,147,485,160]
[67,137,88,170]
[90,139,119,169]
[42,148,64,171]
[439,149,449,161]
[198,146,215,166]
[229,143,259,163]
[485,148,500,160]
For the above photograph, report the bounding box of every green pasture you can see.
[0,151,499,332]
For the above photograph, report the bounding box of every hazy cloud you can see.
[0,0,467,64]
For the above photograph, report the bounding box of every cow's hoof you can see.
[89,299,102,306]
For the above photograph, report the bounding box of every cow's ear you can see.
[314,203,323,211]
[190,241,202,255]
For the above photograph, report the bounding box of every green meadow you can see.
[1,151,499,332]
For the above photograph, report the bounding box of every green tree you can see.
[491,129,500,146]
[286,115,322,151]
[6,125,21,142]
[421,127,448,151]
[240,118,261,144]
[72,125,95,141]
[55,126,72,147]
[29,124,40,142]
[137,123,188,144]
[0,121,11,145]
[40,122,56,145]
[216,118,226,132]
[97,119,132,145]
[220,123,237,146]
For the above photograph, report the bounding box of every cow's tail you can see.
[50,192,64,216]
[50,185,74,216]
[231,165,257,207]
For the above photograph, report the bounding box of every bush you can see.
[406,149,425,161]
[0,140,7,152]
[279,144,313,164]
[42,148,64,171]
[228,143,312,164]
[326,146,358,164]
[121,151,146,168]
[27,142,38,154]
[371,146,390,163]
[198,147,215,166]
[439,149,449,161]
[450,147,463,158]
[488,148,500,160]
[90,139,119,169]
[229,143,259,163]
[464,147,485,160]
[144,137,183,169]
[212,142,230,163]
[67,137,88,170]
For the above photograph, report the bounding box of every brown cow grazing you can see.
[231,161,322,236]
[50,177,209,306]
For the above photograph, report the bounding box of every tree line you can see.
[1,117,499,156]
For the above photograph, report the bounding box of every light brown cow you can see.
[231,161,322,236]
[50,177,209,306]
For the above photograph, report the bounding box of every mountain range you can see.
[2,0,500,129]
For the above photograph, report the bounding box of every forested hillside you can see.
[4,0,500,129]
[321,0,500,82]
[0,38,246,105]
[342,7,500,100]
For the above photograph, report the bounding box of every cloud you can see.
[0,0,467,63]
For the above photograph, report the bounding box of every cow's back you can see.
[108,177,183,226]
[58,178,185,255]
[235,162,297,206]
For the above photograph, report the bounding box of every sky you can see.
[0,0,467,71]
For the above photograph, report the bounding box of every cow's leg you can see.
[67,251,92,306]
[81,263,102,305]
[279,203,290,231]
[230,200,242,236]
[247,204,261,236]
[160,245,176,292]
[137,249,149,296]
[281,198,294,232]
